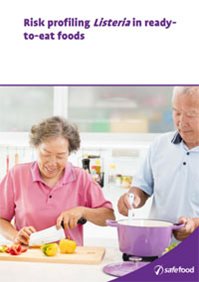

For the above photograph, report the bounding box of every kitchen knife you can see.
[77,217,87,224]
[29,225,65,246]
[61,217,87,229]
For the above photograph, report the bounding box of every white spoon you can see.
[128,193,134,219]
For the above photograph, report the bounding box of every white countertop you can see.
[0,246,122,282]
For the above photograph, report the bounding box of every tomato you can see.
[6,244,28,256]
[21,245,28,253]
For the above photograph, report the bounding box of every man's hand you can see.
[173,216,195,241]
[117,192,141,216]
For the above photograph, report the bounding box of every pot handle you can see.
[106,219,119,227]
[172,223,185,230]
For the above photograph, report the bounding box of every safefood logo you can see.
[154,264,195,276]
[154,265,164,275]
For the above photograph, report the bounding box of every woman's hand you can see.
[56,207,85,230]
[173,216,196,241]
[14,226,36,246]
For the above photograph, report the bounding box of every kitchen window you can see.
[0,87,53,131]
[0,86,174,134]
[67,86,174,133]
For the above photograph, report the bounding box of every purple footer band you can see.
[109,228,199,282]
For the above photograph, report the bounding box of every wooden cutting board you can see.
[0,246,105,264]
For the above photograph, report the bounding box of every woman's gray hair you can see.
[29,116,80,153]
[172,86,199,101]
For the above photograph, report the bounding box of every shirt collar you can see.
[171,131,182,144]
[171,131,199,152]
[31,161,76,185]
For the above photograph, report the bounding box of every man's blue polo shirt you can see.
[133,131,199,223]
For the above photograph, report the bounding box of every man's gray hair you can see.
[172,86,199,101]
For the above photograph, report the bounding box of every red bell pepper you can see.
[6,244,28,255]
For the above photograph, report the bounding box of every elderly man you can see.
[118,86,199,241]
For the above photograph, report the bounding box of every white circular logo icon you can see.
[154,265,164,275]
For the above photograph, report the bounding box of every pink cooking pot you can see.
[106,218,184,257]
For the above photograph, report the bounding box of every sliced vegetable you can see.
[59,239,77,254]
[164,242,179,254]
[41,243,58,256]
[6,244,28,256]
[0,245,8,253]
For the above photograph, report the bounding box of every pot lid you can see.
[103,261,149,277]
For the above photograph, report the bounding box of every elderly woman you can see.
[0,116,115,245]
